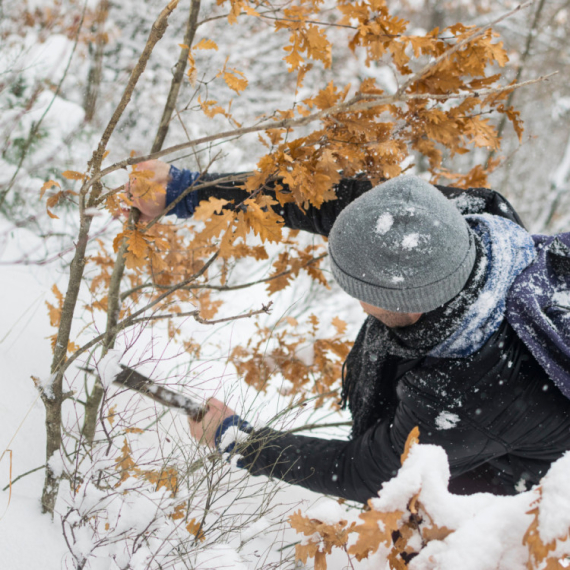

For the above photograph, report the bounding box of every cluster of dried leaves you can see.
[229,313,351,407]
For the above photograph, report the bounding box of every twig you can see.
[194,302,272,325]
[400,73,557,102]
[120,253,328,301]
[3,465,45,492]
[94,171,250,207]
[83,0,110,122]
[152,0,201,152]
[486,0,546,166]
[86,0,181,190]
[126,302,272,327]
[286,420,352,434]
[0,222,112,266]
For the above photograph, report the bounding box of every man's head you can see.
[328,175,476,317]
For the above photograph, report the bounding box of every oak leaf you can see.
[195,38,218,50]
[125,230,148,259]
[186,518,205,541]
[62,170,85,180]
[401,426,420,464]
[198,96,225,119]
[40,180,60,199]
[193,197,230,220]
[349,507,404,561]
[422,523,453,542]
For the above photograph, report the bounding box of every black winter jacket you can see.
[194,176,570,503]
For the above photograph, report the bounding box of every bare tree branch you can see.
[83,0,110,123]
[486,0,547,166]
[86,0,181,189]
[120,253,328,301]
[152,0,202,153]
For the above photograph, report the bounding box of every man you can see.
[131,160,570,503]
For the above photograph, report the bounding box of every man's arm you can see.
[232,390,509,503]
[130,160,523,235]
[168,168,374,237]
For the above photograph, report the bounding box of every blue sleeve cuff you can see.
[214,415,254,467]
[165,165,200,218]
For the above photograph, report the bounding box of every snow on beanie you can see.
[328,176,476,313]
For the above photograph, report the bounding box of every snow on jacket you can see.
[166,171,570,503]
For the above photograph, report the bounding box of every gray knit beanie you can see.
[328,175,476,313]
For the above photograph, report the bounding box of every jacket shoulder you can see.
[435,184,525,229]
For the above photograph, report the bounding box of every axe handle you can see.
[113,365,208,422]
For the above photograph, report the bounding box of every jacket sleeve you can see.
[166,166,524,236]
[165,168,373,237]
[237,376,510,503]
[237,421,404,504]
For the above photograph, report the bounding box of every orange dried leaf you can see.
[401,426,420,464]
[62,170,84,180]
[198,96,226,119]
[40,180,60,199]
[126,230,148,259]
[195,38,218,50]
[223,69,248,93]
[242,4,259,16]
[107,404,117,426]
[314,550,327,570]
[193,197,230,220]
[349,508,404,561]
[295,541,320,565]
[289,510,320,536]
[186,518,205,541]
[170,503,186,520]
[422,523,453,543]
[331,317,347,335]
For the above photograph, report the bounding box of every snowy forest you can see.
[1,0,570,568]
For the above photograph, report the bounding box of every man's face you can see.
[360,301,423,328]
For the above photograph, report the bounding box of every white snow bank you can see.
[538,452,570,544]
[301,443,570,570]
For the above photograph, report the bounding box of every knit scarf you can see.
[341,214,536,438]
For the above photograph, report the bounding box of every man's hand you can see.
[188,397,236,448]
[126,159,170,222]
